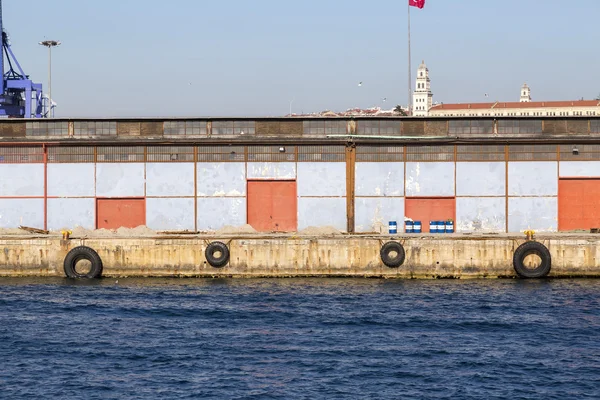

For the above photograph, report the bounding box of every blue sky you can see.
[3,0,599,117]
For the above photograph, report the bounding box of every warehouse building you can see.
[0,116,599,233]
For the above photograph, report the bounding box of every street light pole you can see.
[39,40,61,117]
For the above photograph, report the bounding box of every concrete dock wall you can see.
[1,234,599,278]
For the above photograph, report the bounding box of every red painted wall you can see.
[247,181,297,232]
[405,197,456,232]
[559,179,600,231]
[97,198,146,229]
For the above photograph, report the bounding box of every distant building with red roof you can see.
[414,62,600,118]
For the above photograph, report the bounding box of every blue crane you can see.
[0,0,44,118]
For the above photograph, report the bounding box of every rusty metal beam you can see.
[345,143,356,233]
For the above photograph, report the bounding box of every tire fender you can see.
[513,241,551,279]
[64,246,103,279]
[205,241,230,268]
[380,241,406,268]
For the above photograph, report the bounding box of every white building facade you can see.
[412,61,433,117]
[412,62,600,117]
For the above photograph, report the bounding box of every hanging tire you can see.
[64,246,103,279]
[205,241,230,268]
[380,241,405,268]
[513,241,551,279]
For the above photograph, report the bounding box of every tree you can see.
[595,93,600,101]
[394,105,408,116]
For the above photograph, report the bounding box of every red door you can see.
[405,197,456,233]
[97,198,146,229]
[247,181,297,232]
[559,179,600,231]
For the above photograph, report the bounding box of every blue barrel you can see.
[445,221,454,233]
[429,220,437,233]
[437,221,445,233]
[388,221,397,234]
[405,221,414,233]
[413,221,422,233]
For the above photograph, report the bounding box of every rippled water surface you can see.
[1,278,599,399]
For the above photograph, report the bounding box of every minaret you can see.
[412,60,433,116]
[520,83,531,102]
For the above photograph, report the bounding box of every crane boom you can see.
[0,0,44,118]
[0,0,4,95]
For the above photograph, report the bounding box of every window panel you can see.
[406,145,454,161]
[74,121,117,136]
[302,120,347,135]
[96,146,145,162]
[0,146,44,163]
[48,147,94,163]
[197,146,246,162]
[357,120,401,135]
[356,145,404,161]
[146,146,195,162]
[298,145,345,161]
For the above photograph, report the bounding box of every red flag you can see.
[409,0,425,9]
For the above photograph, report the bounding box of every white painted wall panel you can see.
[298,198,347,231]
[508,162,557,196]
[247,162,296,179]
[355,163,404,196]
[0,199,44,228]
[405,162,455,197]
[147,198,195,231]
[47,198,95,230]
[47,163,95,197]
[456,197,505,232]
[146,163,194,196]
[297,163,346,197]
[197,163,246,197]
[0,164,44,196]
[355,197,404,232]
[456,162,505,196]
[559,161,600,177]
[197,197,246,230]
[508,197,558,232]
[96,163,145,197]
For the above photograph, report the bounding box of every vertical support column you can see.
[43,144,48,231]
[505,145,509,233]
[25,88,32,119]
[244,145,249,226]
[194,145,198,232]
[453,145,458,196]
[143,146,147,226]
[93,146,98,229]
[345,143,356,233]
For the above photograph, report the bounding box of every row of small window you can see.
[6,144,600,163]
[26,122,118,136]
[449,120,600,134]
[24,120,400,137]
[164,121,258,136]
[24,121,258,137]
[449,120,543,134]
[443,111,597,117]
[21,118,600,137]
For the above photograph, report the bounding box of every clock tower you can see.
[520,83,531,102]
[412,60,433,116]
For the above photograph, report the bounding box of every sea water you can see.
[0,277,599,399]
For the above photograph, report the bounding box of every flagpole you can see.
[408,2,412,115]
